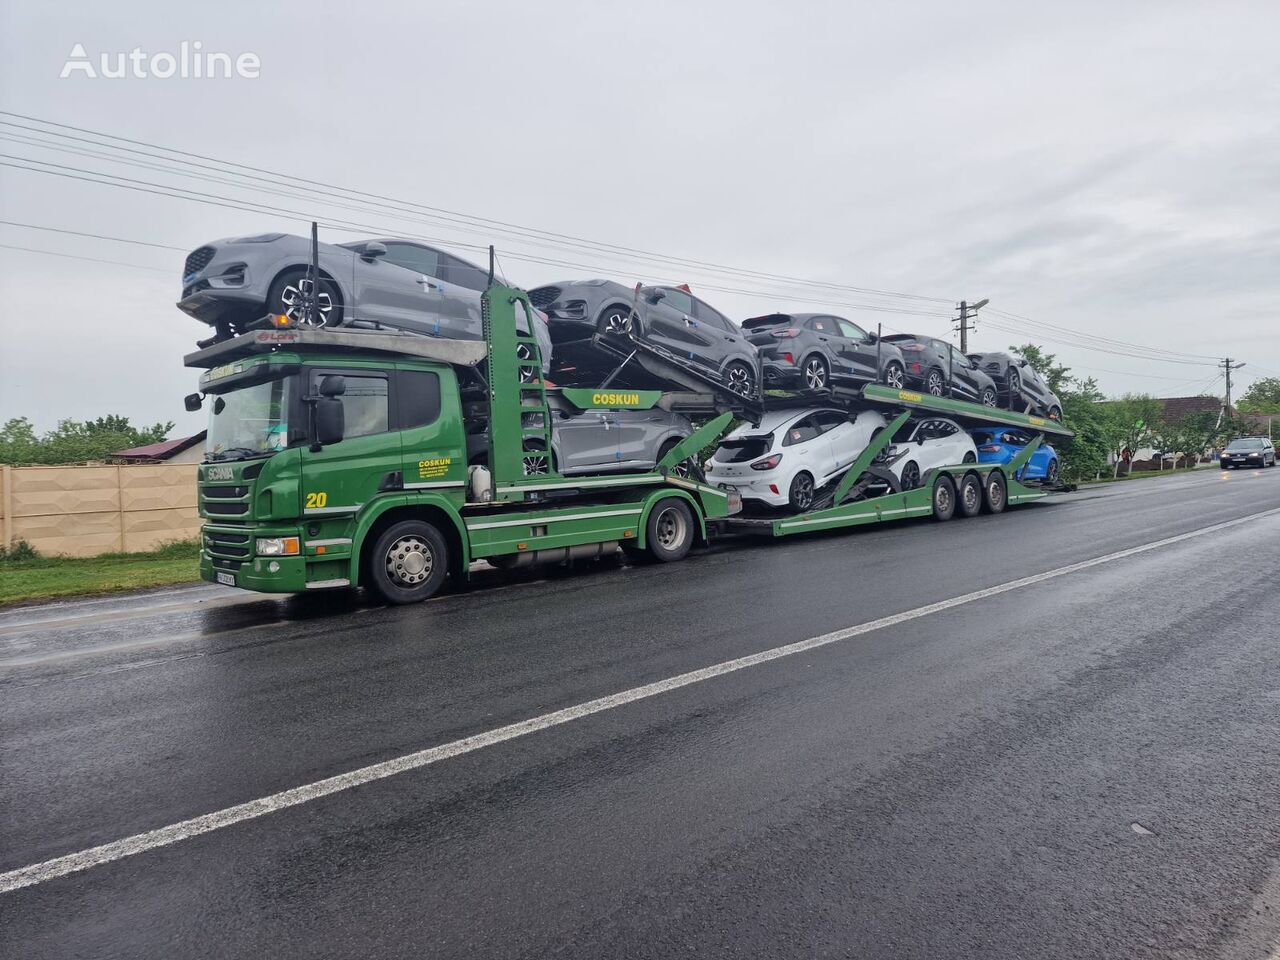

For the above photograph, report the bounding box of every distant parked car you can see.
[528,280,760,398]
[742,313,907,392]
[1220,437,1276,469]
[966,352,1063,420]
[178,233,552,370]
[465,391,696,477]
[705,408,888,510]
[880,334,999,406]
[971,427,1060,483]
[872,417,978,490]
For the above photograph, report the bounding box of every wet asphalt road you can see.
[2,467,1279,959]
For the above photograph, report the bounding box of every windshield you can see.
[1226,439,1264,450]
[206,375,293,461]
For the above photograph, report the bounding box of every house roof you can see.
[1156,396,1226,422]
[112,431,206,461]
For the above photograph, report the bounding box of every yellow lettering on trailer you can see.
[1029,416,1045,426]
[591,392,641,406]
[417,457,453,479]
[898,390,923,403]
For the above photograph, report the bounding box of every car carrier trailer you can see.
[184,239,1073,605]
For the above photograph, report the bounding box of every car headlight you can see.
[256,536,300,556]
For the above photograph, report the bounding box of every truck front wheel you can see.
[368,520,449,604]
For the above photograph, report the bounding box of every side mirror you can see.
[360,241,387,261]
[314,397,345,447]
[319,374,347,397]
[1018,359,1029,368]
[865,332,879,344]
[184,393,204,412]
[646,289,667,304]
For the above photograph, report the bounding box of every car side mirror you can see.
[865,332,878,344]
[319,375,347,397]
[313,397,345,448]
[360,241,387,261]
[646,289,667,304]
[184,392,203,412]
[1018,359,1029,368]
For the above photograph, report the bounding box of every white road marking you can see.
[3,505,1278,895]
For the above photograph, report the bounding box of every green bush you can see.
[0,540,40,563]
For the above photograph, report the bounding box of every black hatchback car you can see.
[967,352,1063,419]
[743,313,907,392]
[1220,437,1277,468]
[880,334,1000,406]
[529,279,761,398]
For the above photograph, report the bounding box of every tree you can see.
[1237,377,1280,414]
[0,416,174,465]
[1008,343,1072,394]
[1149,410,1224,469]
[1099,394,1162,477]
[1055,376,1114,482]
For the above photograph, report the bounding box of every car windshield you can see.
[716,435,773,462]
[1226,439,1264,450]
[206,375,293,461]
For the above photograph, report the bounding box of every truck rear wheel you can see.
[983,469,1008,514]
[931,475,957,521]
[368,520,449,604]
[646,498,694,562]
[957,473,983,517]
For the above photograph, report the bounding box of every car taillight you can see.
[782,352,794,364]
[771,328,801,338]
[910,361,922,373]
[979,445,1002,452]
[751,453,782,471]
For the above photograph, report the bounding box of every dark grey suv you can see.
[966,352,1063,419]
[881,334,1000,406]
[529,280,761,398]
[744,312,907,391]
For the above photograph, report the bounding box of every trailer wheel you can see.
[368,520,449,604]
[931,475,957,521]
[957,473,983,517]
[646,498,694,562]
[983,469,1008,514]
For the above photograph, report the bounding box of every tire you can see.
[925,368,945,397]
[962,451,977,464]
[656,438,701,480]
[931,474,957,521]
[900,460,921,491]
[1006,368,1021,407]
[802,354,830,392]
[598,306,633,337]
[1046,458,1059,483]
[1048,405,1063,421]
[521,441,553,476]
[646,498,695,562]
[788,471,816,511]
[981,387,998,407]
[882,361,905,390]
[515,342,538,384]
[267,268,342,328]
[983,469,1008,514]
[724,360,758,399]
[957,473,983,518]
[367,520,449,604]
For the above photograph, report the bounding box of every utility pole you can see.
[954,298,989,354]
[1220,357,1245,412]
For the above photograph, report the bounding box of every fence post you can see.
[117,463,126,553]
[1,464,11,551]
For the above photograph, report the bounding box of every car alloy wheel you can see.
[926,369,945,397]
[981,388,997,407]
[901,461,921,490]
[1046,459,1059,483]
[789,472,815,511]
[804,356,829,391]
[385,535,433,587]
[1048,406,1063,421]
[516,343,536,383]
[601,308,632,336]
[522,447,551,476]
[280,278,335,327]
[1007,369,1021,403]
[725,362,756,398]
[883,362,905,389]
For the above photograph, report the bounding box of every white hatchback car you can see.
[875,416,978,490]
[706,407,888,510]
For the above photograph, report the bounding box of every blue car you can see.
[971,428,1060,483]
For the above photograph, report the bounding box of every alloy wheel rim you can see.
[794,475,814,510]
[386,536,432,586]
[280,279,334,327]
[727,365,754,396]
[983,390,997,407]
[522,452,549,476]
[903,463,919,489]
[805,359,827,390]
[885,365,904,389]
[516,343,534,383]
[927,371,943,396]
[605,311,630,334]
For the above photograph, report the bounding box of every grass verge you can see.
[0,539,201,607]
[1077,464,1212,486]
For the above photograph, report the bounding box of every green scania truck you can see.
[186,271,1073,604]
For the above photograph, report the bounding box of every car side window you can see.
[383,243,441,278]
[439,253,490,292]
[692,299,732,331]
[808,316,834,335]
[660,288,694,315]
[783,416,819,446]
[935,420,958,437]
[815,410,847,433]
[835,318,867,341]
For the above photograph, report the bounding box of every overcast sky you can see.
[1,0,1277,435]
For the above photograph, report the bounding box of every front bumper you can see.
[201,522,349,593]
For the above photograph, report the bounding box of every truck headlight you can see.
[256,536,300,556]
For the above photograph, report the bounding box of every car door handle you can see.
[416,277,440,291]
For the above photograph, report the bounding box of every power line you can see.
[0,219,186,250]
[0,242,171,273]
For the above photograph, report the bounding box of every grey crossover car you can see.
[881,334,1000,406]
[528,280,761,398]
[177,233,552,368]
[465,391,695,476]
[966,351,1063,419]
[744,312,907,392]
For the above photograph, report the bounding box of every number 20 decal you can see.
[305,492,329,509]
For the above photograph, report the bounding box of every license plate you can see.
[216,571,236,586]
[720,483,738,492]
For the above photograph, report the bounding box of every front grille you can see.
[205,530,250,561]
[204,500,249,517]
[203,485,248,499]
[529,286,560,309]
[184,246,215,276]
